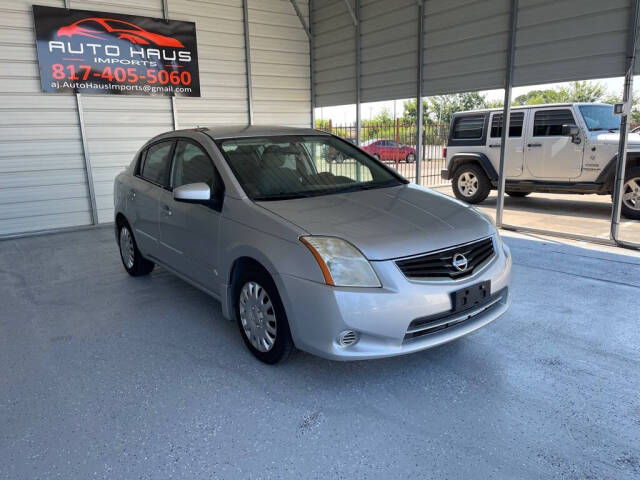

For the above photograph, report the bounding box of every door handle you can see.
[527,143,542,148]
[489,144,501,148]
[161,204,172,216]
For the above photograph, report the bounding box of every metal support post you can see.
[496,0,518,226]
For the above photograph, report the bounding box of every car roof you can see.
[455,102,613,116]
[175,125,329,140]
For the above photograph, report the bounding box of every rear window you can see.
[141,141,173,186]
[490,112,524,137]
[533,109,575,136]
[452,115,485,139]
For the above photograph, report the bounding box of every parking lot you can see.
[2,227,639,479]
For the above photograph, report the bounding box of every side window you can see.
[170,140,219,191]
[141,141,173,186]
[490,112,524,138]
[533,109,575,136]
[452,115,485,139]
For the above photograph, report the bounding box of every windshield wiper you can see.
[254,192,314,201]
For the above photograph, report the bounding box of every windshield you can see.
[217,135,407,201]
[578,105,620,131]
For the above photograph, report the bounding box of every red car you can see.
[57,18,184,47]
[362,140,416,163]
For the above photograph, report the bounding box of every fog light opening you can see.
[337,330,359,347]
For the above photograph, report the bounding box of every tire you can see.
[234,266,294,364]
[405,153,415,163]
[451,164,491,204]
[117,221,155,276]
[373,154,381,161]
[506,191,531,198]
[620,166,640,220]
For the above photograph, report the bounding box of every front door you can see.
[158,139,223,293]
[485,111,526,178]
[524,108,584,180]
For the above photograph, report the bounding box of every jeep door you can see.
[524,107,584,179]
[157,138,223,293]
[485,111,525,177]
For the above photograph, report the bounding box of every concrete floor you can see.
[433,186,640,243]
[1,227,639,479]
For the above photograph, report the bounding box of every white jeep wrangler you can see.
[441,103,640,220]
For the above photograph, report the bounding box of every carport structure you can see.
[0,0,638,248]
[308,0,640,249]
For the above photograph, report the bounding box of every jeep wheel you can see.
[506,191,531,198]
[452,164,491,204]
[621,167,640,220]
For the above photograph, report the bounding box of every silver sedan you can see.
[114,126,512,363]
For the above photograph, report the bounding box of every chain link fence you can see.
[316,120,450,187]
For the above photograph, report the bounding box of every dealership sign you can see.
[33,5,200,97]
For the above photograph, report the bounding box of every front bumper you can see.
[277,240,512,360]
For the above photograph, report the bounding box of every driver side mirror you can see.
[173,182,211,204]
[561,124,581,144]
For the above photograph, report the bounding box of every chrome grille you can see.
[395,237,495,280]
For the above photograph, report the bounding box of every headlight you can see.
[300,236,381,287]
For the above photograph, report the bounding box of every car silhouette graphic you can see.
[57,17,184,47]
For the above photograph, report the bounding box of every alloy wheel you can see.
[119,226,135,269]
[239,281,277,352]
[457,172,479,197]
[622,177,640,211]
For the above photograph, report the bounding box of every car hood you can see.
[256,184,495,260]
[592,131,640,148]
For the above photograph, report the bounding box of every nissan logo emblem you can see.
[452,253,469,272]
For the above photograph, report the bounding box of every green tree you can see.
[513,81,608,105]
[402,92,489,125]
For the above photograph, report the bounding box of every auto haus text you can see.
[48,41,192,67]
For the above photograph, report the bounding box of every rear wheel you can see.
[620,167,640,220]
[118,222,154,276]
[506,191,531,198]
[405,153,415,163]
[452,164,491,204]
[234,266,294,364]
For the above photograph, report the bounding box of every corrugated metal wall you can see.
[423,0,510,96]
[313,0,356,107]
[0,0,93,236]
[249,0,311,125]
[513,0,629,86]
[71,0,173,224]
[360,0,418,103]
[0,0,310,236]
[312,0,637,107]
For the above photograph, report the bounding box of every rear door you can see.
[485,111,525,177]
[524,108,584,179]
[130,140,175,258]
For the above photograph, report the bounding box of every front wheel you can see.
[451,164,491,204]
[118,222,154,276]
[405,153,415,163]
[234,268,294,364]
[620,167,640,220]
[373,154,381,161]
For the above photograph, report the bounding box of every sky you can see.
[315,77,628,125]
